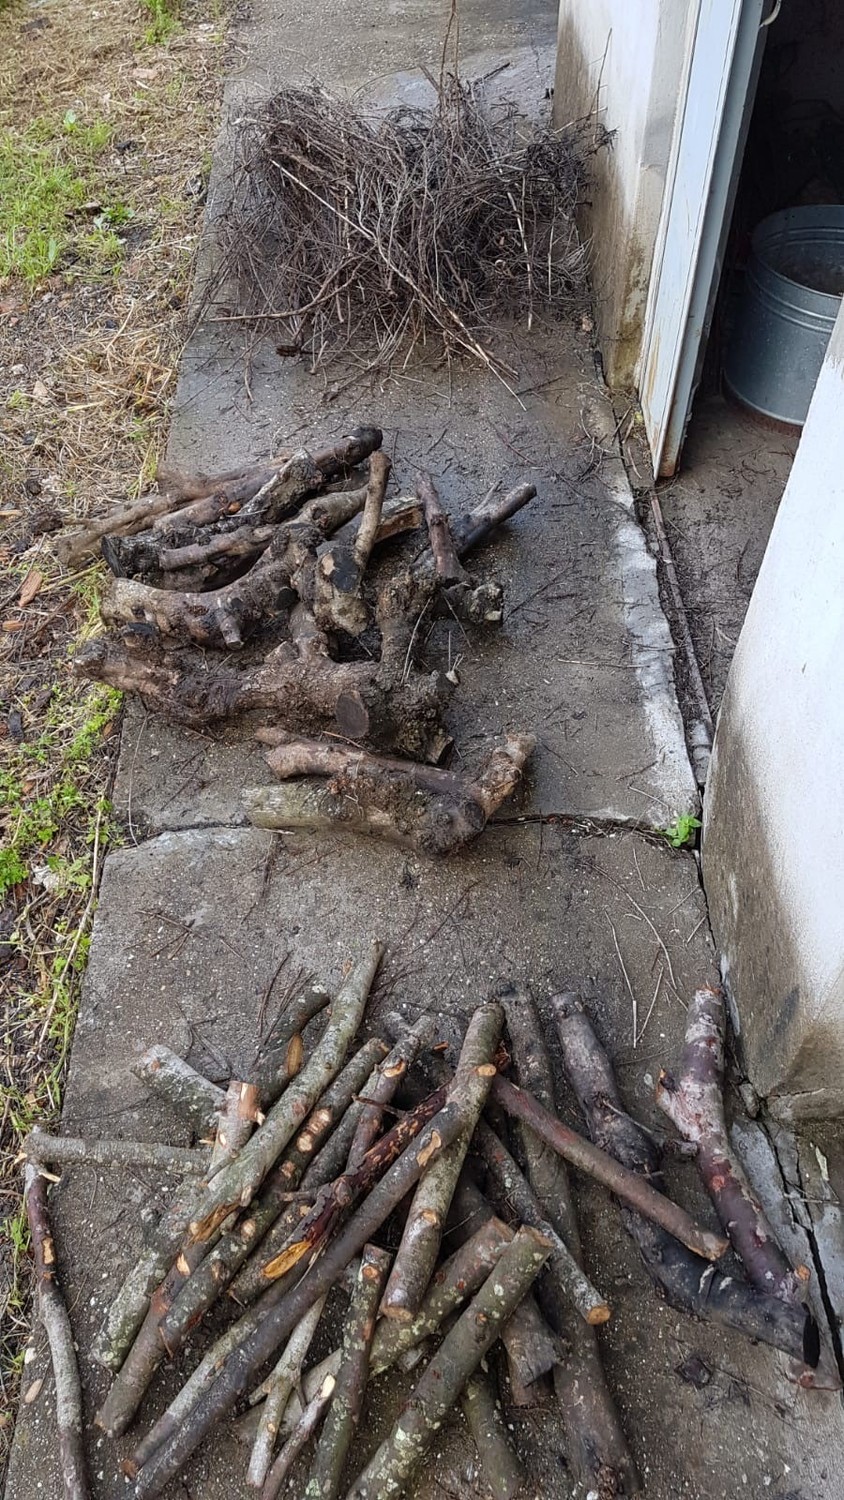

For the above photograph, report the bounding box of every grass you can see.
[0,0,228,1471]
[0,112,131,283]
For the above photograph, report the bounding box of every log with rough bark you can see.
[417,471,467,585]
[304,1244,392,1500]
[133,1010,504,1496]
[346,1226,552,1500]
[248,1295,329,1489]
[245,732,535,856]
[74,624,448,761]
[23,1164,89,1500]
[491,1076,728,1262]
[461,1371,526,1500]
[379,1004,502,1318]
[57,425,383,567]
[501,987,639,1498]
[500,1291,561,1386]
[130,1046,225,1138]
[550,991,829,1384]
[656,984,808,1304]
[310,450,390,636]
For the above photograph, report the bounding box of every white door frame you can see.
[638,0,768,478]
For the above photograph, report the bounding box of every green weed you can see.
[0,112,118,283]
[661,813,702,849]
[141,0,180,45]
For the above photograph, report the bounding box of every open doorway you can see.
[650,0,844,713]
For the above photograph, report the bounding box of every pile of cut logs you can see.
[64,425,537,855]
[23,949,832,1500]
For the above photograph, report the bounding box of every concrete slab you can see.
[8,820,844,1500]
[109,1,696,836]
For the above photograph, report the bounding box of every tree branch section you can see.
[656,984,809,1304]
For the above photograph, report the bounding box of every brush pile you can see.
[201,78,591,379]
[64,425,539,855]
[23,960,830,1500]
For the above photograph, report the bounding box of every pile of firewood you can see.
[62,425,538,855]
[23,952,832,1500]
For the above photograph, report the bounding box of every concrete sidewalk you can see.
[7,1,844,1497]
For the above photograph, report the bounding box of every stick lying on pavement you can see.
[23,1163,89,1500]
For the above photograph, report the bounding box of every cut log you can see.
[311,451,391,636]
[472,1117,610,1325]
[501,987,639,1497]
[130,1046,225,1138]
[491,1076,728,1262]
[417,470,467,585]
[379,1004,502,1318]
[346,1226,552,1500]
[500,1292,561,1386]
[246,732,535,856]
[461,1371,526,1500]
[261,1373,335,1500]
[656,984,807,1304]
[23,1164,89,1500]
[304,1244,392,1500]
[248,978,331,1108]
[346,1016,438,1171]
[551,991,830,1384]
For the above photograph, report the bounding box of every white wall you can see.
[554,1,690,384]
[704,299,844,1117]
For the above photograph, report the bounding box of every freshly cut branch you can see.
[248,1296,329,1489]
[130,1046,225,1138]
[23,1164,89,1500]
[249,978,331,1106]
[491,1075,727,1262]
[501,988,638,1497]
[551,991,828,1383]
[24,1130,207,1176]
[461,1372,526,1500]
[472,1116,610,1326]
[134,1021,504,1496]
[346,1016,437,1170]
[346,1227,552,1500]
[162,1041,387,1344]
[246,732,535,856]
[187,940,383,1242]
[656,984,807,1304]
[304,1244,392,1500]
[379,1003,502,1318]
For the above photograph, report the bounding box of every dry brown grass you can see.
[0,0,228,1462]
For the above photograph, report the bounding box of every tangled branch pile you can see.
[64,424,539,854]
[203,78,591,376]
[23,966,831,1500]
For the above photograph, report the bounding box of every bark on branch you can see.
[246,732,535,856]
[130,1046,225,1138]
[23,1131,208,1176]
[23,1164,89,1500]
[490,1076,727,1262]
[656,984,808,1304]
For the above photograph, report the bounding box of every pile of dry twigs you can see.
[202,78,591,379]
[60,424,538,855]
[22,963,831,1499]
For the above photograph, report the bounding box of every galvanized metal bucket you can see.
[724,205,844,426]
